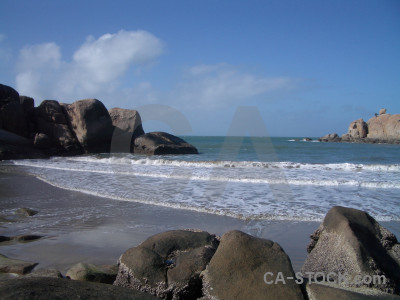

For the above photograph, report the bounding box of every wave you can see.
[11,161,400,189]
[64,156,400,172]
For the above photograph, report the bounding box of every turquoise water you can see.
[3,136,400,221]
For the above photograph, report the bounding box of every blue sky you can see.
[1,0,399,137]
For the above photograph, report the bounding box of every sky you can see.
[1,0,399,137]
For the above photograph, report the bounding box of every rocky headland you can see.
[0,206,399,299]
[319,109,400,144]
[0,83,197,160]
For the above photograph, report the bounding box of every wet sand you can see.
[1,171,399,274]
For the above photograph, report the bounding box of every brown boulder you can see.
[114,230,219,299]
[202,230,304,300]
[63,99,113,153]
[380,108,387,115]
[318,133,341,142]
[302,206,400,294]
[133,132,198,155]
[367,114,400,142]
[109,108,145,153]
[347,118,368,139]
[66,263,118,284]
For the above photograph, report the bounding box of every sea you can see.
[2,136,400,222]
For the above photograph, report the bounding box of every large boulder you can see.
[133,132,198,155]
[201,230,305,300]
[0,84,29,137]
[19,95,36,136]
[347,118,368,139]
[318,133,341,142]
[63,99,113,153]
[114,230,219,299]
[367,114,400,142]
[109,108,145,153]
[35,100,82,155]
[301,206,400,294]
[0,277,159,300]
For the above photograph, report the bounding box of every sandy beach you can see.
[1,170,399,275]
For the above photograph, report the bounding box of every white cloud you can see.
[175,64,297,110]
[15,30,164,102]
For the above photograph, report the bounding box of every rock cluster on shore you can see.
[0,83,197,160]
[1,206,399,299]
[319,109,400,144]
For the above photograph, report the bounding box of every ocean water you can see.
[2,136,400,222]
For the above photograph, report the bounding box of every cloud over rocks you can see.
[175,63,297,110]
[15,30,164,102]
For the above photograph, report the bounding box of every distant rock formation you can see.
[0,83,198,160]
[320,109,400,144]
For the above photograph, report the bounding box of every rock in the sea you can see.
[367,114,400,142]
[201,230,304,300]
[380,108,387,115]
[16,207,38,217]
[0,84,29,137]
[347,118,368,139]
[114,230,219,299]
[318,133,341,142]
[63,99,114,153]
[26,268,63,279]
[109,107,145,153]
[0,254,38,275]
[133,132,198,155]
[66,263,118,284]
[0,277,159,299]
[35,100,82,154]
[301,206,400,294]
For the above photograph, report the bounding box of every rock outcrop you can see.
[202,230,305,300]
[63,99,114,153]
[0,253,38,275]
[114,230,219,299]
[0,83,198,159]
[318,133,341,142]
[134,132,198,155]
[109,107,144,153]
[302,206,400,294]
[320,109,400,144]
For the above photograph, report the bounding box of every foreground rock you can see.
[63,99,114,153]
[109,107,145,152]
[114,230,219,299]
[302,206,400,294]
[66,263,118,284]
[0,254,38,275]
[134,132,198,155]
[0,277,158,300]
[16,207,38,216]
[202,230,304,300]
[306,283,400,300]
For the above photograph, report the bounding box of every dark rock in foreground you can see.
[0,277,159,300]
[16,207,38,217]
[0,129,46,160]
[202,230,305,300]
[114,230,219,299]
[302,206,400,294]
[134,132,198,155]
